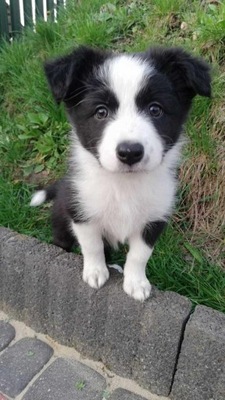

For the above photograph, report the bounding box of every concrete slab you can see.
[24,242,63,332]
[47,251,110,360]
[0,228,17,306]
[101,275,145,378]
[132,289,192,396]
[0,337,53,397]
[23,358,106,400]
[1,233,39,316]
[170,305,225,400]
[0,321,15,352]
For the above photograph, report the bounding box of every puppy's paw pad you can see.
[123,277,151,301]
[83,266,109,289]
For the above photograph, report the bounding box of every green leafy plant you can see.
[75,380,86,390]
[16,112,69,176]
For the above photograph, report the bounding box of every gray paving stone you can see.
[24,242,63,333]
[23,357,106,400]
[170,305,225,400]
[132,289,192,396]
[102,276,144,378]
[47,252,111,359]
[48,258,192,397]
[110,388,146,399]
[0,228,16,243]
[0,321,15,352]
[0,228,195,397]
[0,228,16,305]
[0,337,53,397]
[1,234,39,316]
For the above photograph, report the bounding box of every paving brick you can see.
[0,321,15,352]
[0,228,16,306]
[170,305,225,400]
[110,388,146,399]
[0,337,53,397]
[0,228,195,397]
[1,234,39,316]
[23,357,106,400]
[101,276,144,378]
[36,250,192,397]
[24,242,63,333]
[132,289,192,396]
[0,228,15,244]
[47,252,110,359]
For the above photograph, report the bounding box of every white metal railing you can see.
[0,0,66,41]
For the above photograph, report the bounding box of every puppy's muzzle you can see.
[116,141,144,166]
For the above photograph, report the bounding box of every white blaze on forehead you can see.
[97,54,163,174]
[99,55,154,107]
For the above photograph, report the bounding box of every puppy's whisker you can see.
[66,87,90,102]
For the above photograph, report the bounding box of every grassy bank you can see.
[0,0,224,311]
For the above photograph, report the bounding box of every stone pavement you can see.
[1,228,225,399]
[0,228,193,397]
[0,313,166,400]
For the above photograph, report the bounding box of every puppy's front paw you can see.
[123,275,151,301]
[83,265,109,289]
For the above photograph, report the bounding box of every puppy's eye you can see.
[95,106,108,120]
[149,103,163,118]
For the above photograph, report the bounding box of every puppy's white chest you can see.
[74,167,175,243]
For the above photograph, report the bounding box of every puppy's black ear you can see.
[44,46,107,104]
[147,47,211,100]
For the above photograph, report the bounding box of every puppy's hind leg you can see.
[52,221,75,252]
[51,201,75,252]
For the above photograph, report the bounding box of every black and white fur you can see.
[31,46,211,301]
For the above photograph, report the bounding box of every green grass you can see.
[0,0,224,312]
[0,176,52,242]
[109,224,225,312]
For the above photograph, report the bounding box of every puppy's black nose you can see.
[116,141,144,166]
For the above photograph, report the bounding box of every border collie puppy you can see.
[31,46,211,301]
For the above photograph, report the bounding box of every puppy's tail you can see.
[30,180,60,207]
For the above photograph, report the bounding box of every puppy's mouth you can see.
[104,162,148,174]
[97,153,153,174]
[120,164,145,173]
[118,155,150,173]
